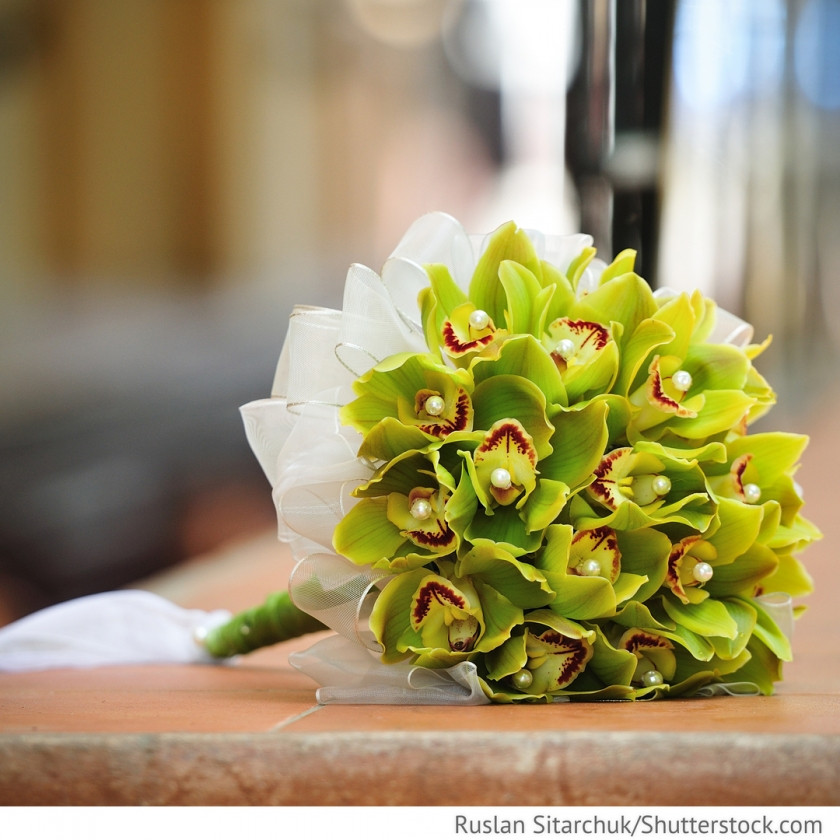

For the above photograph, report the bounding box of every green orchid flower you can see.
[542,317,620,402]
[660,495,771,604]
[706,431,821,557]
[340,352,474,448]
[369,566,523,668]
[481,610,596,700]
[420,220,546,366]
[591,600,767,698]
[450,399,610,556]
[531,523,657,622]
[620,304,775,445]
[333,449,461,571]
[617,627,677,690]
[575,443,715,532]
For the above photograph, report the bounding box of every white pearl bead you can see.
[410,498,432,520]
[672,369,693,391]
[511,669,533,690]
[641,669,664,687]
[651,475,671,496]
[743,483,762,504]
[423,395,445,416]
[490,467,512,489]
[469,309,490,330]
[692,561,714,582]
[580,558,602,577]
[555,338,576,359]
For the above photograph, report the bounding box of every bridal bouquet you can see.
[203,213,818,703]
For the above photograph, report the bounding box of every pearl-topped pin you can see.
[692,561,714,583]
[651,475,671,496]
[641,669,664,687]
[469,309,490,330]
[511,669,533,690]
[424,395,445,416]
[555,338,576,360]
[579,558,603,577]
[743,483,762,504]
[410,498,433,520]
[490,467,512,489]
[672,369,693,392]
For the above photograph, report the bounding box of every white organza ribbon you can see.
[0,590,230,672]
[289,634,489,705]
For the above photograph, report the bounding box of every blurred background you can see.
[0,0,837,623]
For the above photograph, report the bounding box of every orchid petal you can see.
[471,374,555,458]
[472,334,567,409]
[571,272,657,337]
[708,598,757,660]
[499,259,543,335]
[660,593,739,639]
[457,541,555,609]
[756,552,813,598]
[539,400,610,490]
[613,318,676,396]
[469,221,542,326]
[723,637,781,695]
[333,497,422,569]
[585,624,639,688]
[545,317,620,401]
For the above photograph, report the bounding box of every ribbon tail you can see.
[0,590,231,672]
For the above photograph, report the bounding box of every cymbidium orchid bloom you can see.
[532,523,659,622]
[480,611,596,700]
[333,447,462,572]
[219,212,818,704]
[452,399,609,556]
[618,628,677,689]
[369,565,523,669]
[543,317,620,402]
[575,442,716,533]
[341,353,474,449]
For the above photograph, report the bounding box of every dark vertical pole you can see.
[568,0,675,286]
[566,0,615,257]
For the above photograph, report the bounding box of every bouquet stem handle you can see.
[203,591,326,658]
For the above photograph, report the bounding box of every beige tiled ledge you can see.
[2,728,838,806]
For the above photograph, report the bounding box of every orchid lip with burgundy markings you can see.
[569,527,621,582]
[442,322,496,356]
[645,356,698,418]
[474,419,538,507]
[238,212,818,703]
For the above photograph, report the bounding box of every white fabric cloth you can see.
[0,590,230,672]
